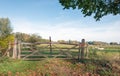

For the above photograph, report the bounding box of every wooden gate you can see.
[20,38,88,60]
[1,37,88,60]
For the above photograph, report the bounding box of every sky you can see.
[0,0,120,43]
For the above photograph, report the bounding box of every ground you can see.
[0,57,120,76]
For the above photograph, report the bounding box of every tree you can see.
[28,34,42,43]
[59,0,120,21]
[0,18,14,55]
[0,18,12,38]
[110,42,118,45]
[15,32,49,43]
[57,40,66,43]
[15,32,30,42]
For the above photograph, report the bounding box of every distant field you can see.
[19,44,120,61]
[36,44,79,49]
[102,45,120,49]
[88,45,120,60]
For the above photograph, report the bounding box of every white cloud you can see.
[11,18,120,43]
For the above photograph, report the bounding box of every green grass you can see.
[0,58,38,75]
[103,45,120,49]
[37,44,78,49]
[88,47,120,59]
[1,44,119,75]
[0,58,119,76]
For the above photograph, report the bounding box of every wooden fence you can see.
[3,37,88,60]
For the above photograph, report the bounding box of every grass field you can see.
[0,44,120,76]
[21,44,120,60]
[0,57,120,76]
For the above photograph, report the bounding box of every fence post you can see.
[81,39,85,60]
[6,42,11,57]
[78,42,81,60]
[86,43,89,58]
[12,38,17,59]
[49,36,52,54]
[18,40,21,59]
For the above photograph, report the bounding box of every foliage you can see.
[15,32,49,43]
[0,34,14,55]
[0,18,12,38]
[27,34,42,43]
[0,18,14,54]
[59,0,120,21]
[57,40,79,44]
[15,32,30,42]
[0,34,14,49]
[88,41,111,45]
[110,42,118,45]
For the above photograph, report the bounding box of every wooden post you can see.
[12,39,17,59]
[81,39,85,60]
[49,36,52,54]
[86,43,89,58]
[18,41,21,59]
[78,42,81,60]
[6,42,11,57]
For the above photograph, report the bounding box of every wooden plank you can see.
[22,58,45,60]
[21,42,33,45]
[21,54,66,57]
[22,51,39,59]
[21,41,79,45]
[23,58,72,61]
[21,51,33,52]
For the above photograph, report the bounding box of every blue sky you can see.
[0,0,120,43]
